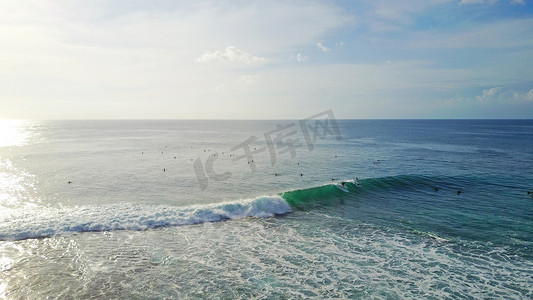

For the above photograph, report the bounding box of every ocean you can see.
[1,117,532,299]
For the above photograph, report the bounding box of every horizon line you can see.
[2,118,533,121]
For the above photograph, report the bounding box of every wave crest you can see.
[0,196,291,241]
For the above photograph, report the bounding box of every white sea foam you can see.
[0,196,291,240]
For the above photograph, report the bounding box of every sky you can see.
[1,0,532,119]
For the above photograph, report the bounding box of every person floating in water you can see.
[300,173,303,177]
[68,181,72,184]
[457,190,462,195]
[434,187,439,192]
[164,168,166,172]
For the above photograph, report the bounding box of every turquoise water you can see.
[0,119,532,298]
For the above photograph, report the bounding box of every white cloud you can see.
[316,42,331,52]
[0,0,355,118]
[197,46,265,65]
[510,0,526,5]
[296,53,309,62]
[475,86,533,103]
[189,1,351,53]
[460,0,500,4]
[1,0,531,119]
[476,87,502,102]
[524,89,533,101]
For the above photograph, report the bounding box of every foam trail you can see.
[0,196,291,241]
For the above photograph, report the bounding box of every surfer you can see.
[341,182,346,187]
[457,190,462,195]
[434,187,439,192]
[164,168,166,172]
[300,173,303,177]
[68,181,72,184]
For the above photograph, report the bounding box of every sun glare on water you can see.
[0,120,31,148]
[0,120,38,211]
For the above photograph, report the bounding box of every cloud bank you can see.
[0,0,532,119]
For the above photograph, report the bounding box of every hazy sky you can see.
[1,0,532,119]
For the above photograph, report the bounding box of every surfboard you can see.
[348,179,361,187]
[336,183,349,192]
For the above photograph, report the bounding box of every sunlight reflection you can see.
[0,120,30,148]
[0,120,40,211]
[0,158,38,213]
[0,282,7,299]
[0,242,22,299]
